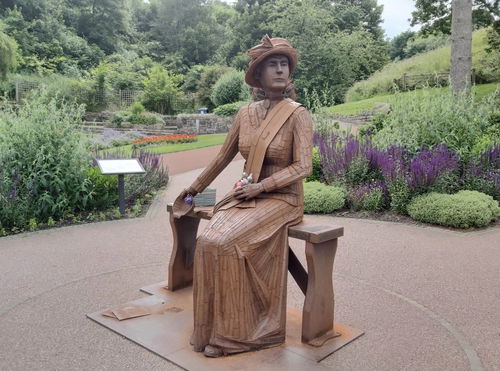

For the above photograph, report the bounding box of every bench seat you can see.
[166,203,343,346]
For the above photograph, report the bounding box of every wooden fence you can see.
[395,70,476,90]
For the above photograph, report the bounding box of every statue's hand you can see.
[172,187,197,219]
[234,183,264,201]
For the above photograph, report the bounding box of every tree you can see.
[65,0,131,54]
[411,0,499,34]
[0,26,18,79]
[147,0,228,67]
[389,30,416,60]
[267,0,388,103]
[141,65,184,115]
[451,0,473,92]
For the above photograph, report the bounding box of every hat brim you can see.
[245,48,298,89]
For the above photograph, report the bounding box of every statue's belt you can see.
[214,99,302,212]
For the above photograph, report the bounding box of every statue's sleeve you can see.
[190,110,241,193]
[260,107,313,192]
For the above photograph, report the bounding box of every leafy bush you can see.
[348,181,387,211]
[196,65,232,111]
[130,111,164,126]
[0,91,92,231]
[111,109,164,126]
[387,178,411,213]
[85,167,118,210]
[462,145,499,200]
[140,65,183,115]
[130,102,145,116]
[213,101,247,116]
[211,70,250,107]
[372,87,499,161]
[305,147,322,182]
[407,190,499,228]
[303,182,345,213]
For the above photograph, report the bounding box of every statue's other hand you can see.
[234,183,264,201]
[172,188,196,219]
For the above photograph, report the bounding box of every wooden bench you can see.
[166,204,343,346]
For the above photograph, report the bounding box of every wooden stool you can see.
[166,204,343,346]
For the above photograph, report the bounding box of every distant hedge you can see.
[407,190,499,228]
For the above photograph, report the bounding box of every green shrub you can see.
[348,182,386,211]
[111,111,129,126]
[372,87,499,160]
[211,70,250,107]
[312,111,340,137]
[130,102,145,116]
[140,65,183,115]
[407,190,500,228]
[305,147,322,182]
[130,111,164,126]
[359,113,388,137]
[85,167,118,210]
[387,178,412,213]
[0,91,92,231]
[304,182,345,213]
[213,101,247,116]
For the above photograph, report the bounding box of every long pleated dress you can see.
[189,98,313,354]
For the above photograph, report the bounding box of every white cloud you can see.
[378,0,421,38]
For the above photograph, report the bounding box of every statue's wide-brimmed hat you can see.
[245,35,298,88]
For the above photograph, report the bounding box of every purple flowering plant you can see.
[313,130,499,211]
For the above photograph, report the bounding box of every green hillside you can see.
[326,82,499,116]
[344,28,499,103]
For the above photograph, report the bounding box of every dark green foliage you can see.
[387,178,412,213]
[373,87,499,160]
[305,147,322,182]
[389,30,416,60]
[0,26,17,79]
[303,182,346,214]
[348,181,386,211]
[196,65,232,111]
[85,167,118,210]
[211,70,250,107]
[346,156,371,185]
[411,0,498,35]
[403,33,449,58]
[359,113,388,137]
[407,190,499,228]
[0,91,92,230]
[140,65,183,115]
[213,101,247,116]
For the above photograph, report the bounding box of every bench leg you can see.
[168,212,200,291]
[302,239,338,346]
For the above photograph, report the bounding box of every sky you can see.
[220,0,420,39]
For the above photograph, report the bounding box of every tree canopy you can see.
[411,0,499,34]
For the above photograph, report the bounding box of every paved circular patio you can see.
[0,147,498,370]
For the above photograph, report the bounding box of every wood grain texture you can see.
[187,97,313,354]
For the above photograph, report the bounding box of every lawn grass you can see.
[104,133,227,156]
[324,82,499,116]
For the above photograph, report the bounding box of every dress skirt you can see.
[191,198,303,354]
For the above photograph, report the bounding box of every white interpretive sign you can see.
[96,159,145,175]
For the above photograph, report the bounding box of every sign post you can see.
[96,159,146,215]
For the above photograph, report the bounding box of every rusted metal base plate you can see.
[87,283,363,370]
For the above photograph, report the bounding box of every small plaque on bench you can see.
[193,188,216,207]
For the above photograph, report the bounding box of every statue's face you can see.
[256,54,290,92]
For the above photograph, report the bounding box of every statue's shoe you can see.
[203,345,225,358]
